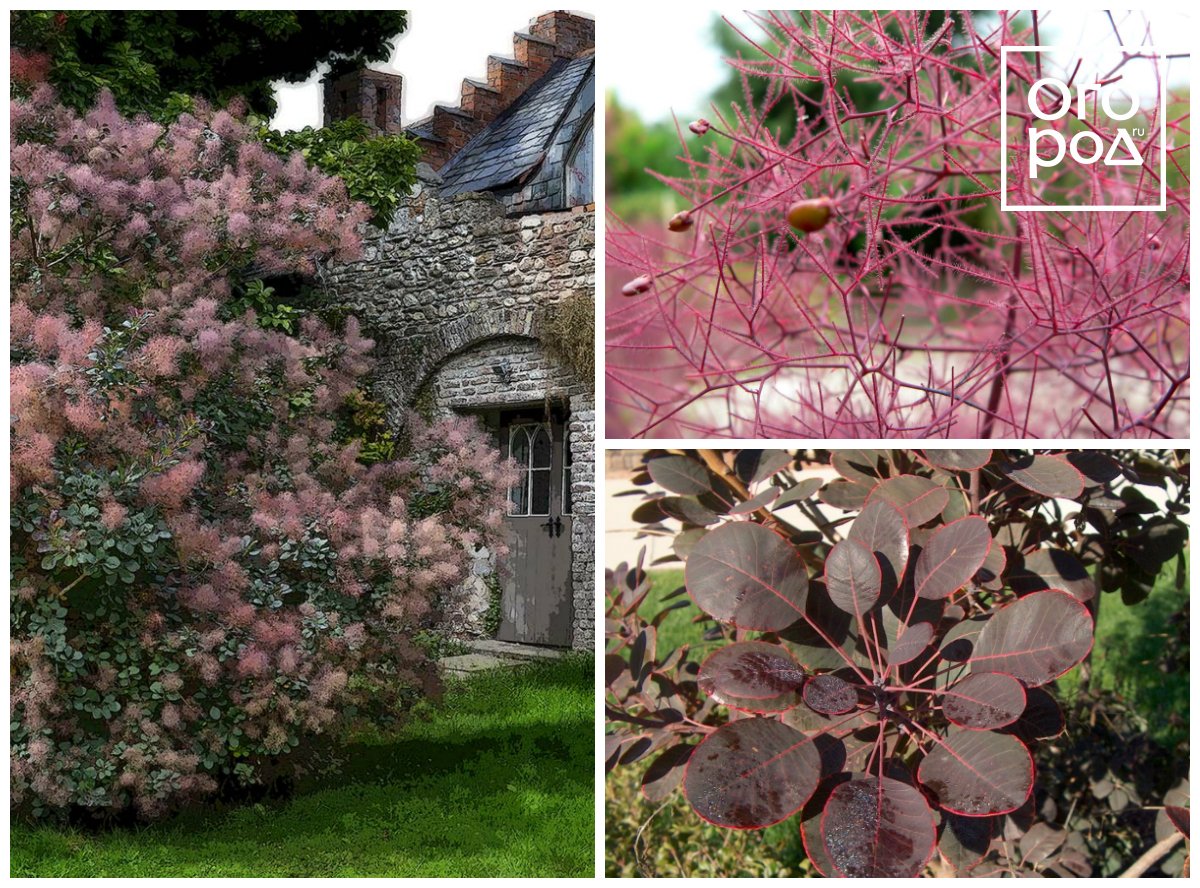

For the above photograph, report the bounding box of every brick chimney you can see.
[320,13,593,166]
[322,69,404,135]
[528,11,595,60]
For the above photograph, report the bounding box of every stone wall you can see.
[324,172,595,649]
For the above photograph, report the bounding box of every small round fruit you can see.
[668,210,694,232]
[622,274,653,297]
[787,197,832,233]
[689,118,711,136]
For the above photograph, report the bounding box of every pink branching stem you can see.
[607,10,1189,439]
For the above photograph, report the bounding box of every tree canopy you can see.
[10,10,409,117]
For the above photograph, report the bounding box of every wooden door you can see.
[499,412,574,646]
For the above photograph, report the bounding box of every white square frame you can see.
[999,45,1168,212]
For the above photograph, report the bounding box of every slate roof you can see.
[438,54,594,197]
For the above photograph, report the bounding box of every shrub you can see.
[258,118,422,229]
[10,82,517,820]
[605,11,1189,438]
[605,448,1189,877]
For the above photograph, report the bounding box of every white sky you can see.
[271,6,582,131]
[607,9,1192,123]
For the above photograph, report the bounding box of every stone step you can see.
[438,652,511,677]
[466,638,567,661]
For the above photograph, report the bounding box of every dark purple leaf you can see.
[975,535,1006,589]
[683,718,820,829]
[821,776,937,877]
[847,499,909,598]
[630,499,669,525]
[640,743,695,803]
[801,775,849,876]
[628,627,655,684]
[925,449,993,472]
[824,538,882,619]
[939,615,988,663]
[1008,548,1096,602]
[1166,805,1190,839]
[832,449,889,486]
[942,672,1026,730]
[685,522,809,631]
[779,583,863,673]
[735,449,793,484]
[729,486,781,515]
[938,812,995,872]
[913,515,992,600]
[1020,822,1066,867]
[802,673,858,715]
[605,653,626,687]
[618,734,657,766]
[917,728,1033,816]
[698,641,806,700]
[659,496,720,525]
[868,475,949,527]
[971,590,1094,687]
[1000,454,1085,499]
[672,527,708,560]
[1002,686,1065,742]
[774,476,823,508]
[888,621,934,666]
[820,478,872,510]
[1064,451,1122,486]
[647,455,712,495]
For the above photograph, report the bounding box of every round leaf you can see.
[802,673,858,715]
[685,522,808,631]
[647,455,712,495]
[913,515,991,600]
[1008,548,1096,602]
[925,449,992,472]
[821,776,937,877]
[1002,686,1064,742]
[847,499,909,597]
[683,718,820,829]
[970,589,1093,687]
[868,475,949,527]
[824,539,882,618]
[917,728,1033,816]
[1000,455,1085,499]
[938,811,995,873]
[640,743,694,803]
[698,641,806,701]
[888,621,934,666]
[942,672,1026,730]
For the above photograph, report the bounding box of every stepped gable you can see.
[437,53,593,198]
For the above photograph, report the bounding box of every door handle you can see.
[541,517,564,538]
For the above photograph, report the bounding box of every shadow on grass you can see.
[12,657,595,878]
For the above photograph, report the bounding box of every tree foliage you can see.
[258,119,421,230]
[10,10,409,117]
[10,83,517,820]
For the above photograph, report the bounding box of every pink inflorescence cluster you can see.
[606,10,1188,438]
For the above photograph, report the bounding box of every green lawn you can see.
[12,655,595,878]
[1058,552,1189,746]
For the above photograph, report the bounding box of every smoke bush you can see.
[606,11,1189,438]
[10,82,517,819]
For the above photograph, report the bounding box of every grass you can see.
[638,569,708,656]
[1058,551,1189,746]
[12,655,594,878]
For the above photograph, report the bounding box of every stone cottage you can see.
[323,12,595,650]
